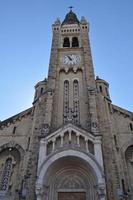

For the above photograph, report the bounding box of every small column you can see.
[76,133,80,147]
[70,37,72,48]
[69,130,72,142]
[60,134,64,147]
[52,139,56,152]
[85,138,89,152]
[94,139,103,168]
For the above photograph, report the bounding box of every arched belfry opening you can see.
[72,37,79,47]
[63,37,70,47]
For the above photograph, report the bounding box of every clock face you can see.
[62,54,80,65]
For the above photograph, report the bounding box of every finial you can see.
[68,6,74,11]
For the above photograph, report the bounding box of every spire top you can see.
[62,8,79,25]
[68,6,74,11]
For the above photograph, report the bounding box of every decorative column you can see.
[60,134,64,147]
[76,133,80,147]
[94,138,103,168]
[69,130,72,142]
[52,139,56,152]
[85,138,89,152]
[70,37,72,48]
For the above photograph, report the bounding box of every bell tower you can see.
[43,9,99,133]
[1,7,133,200]
[35,10,106,200]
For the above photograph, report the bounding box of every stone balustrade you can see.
[38,125,104,169]
[44,129,94,156]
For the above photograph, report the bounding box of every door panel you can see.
[58,192,86,200]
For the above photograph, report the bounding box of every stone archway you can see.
[36,150,106,200]
[46,162,96,200]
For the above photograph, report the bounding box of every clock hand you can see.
[67,55,72,61]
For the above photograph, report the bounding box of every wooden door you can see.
[58,192,86,200]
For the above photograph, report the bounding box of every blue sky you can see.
[0,0,133,121]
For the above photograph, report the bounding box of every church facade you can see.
[0,10,133,200]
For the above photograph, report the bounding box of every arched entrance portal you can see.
[36,150,106,200]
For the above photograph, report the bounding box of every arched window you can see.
[130,123,133,131]
[99,85,102,92]
[73,80,80,124]
[63,37,70,47]
[63,80,69,123]
[105,87,109,96]
[0,158,12,191]
[72,37,79,47]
